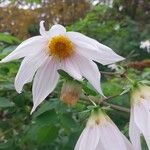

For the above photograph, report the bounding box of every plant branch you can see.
[101,101,130,113]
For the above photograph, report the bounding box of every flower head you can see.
[0,21,124,113]
[75,109,132,150]
[129,85,150,150]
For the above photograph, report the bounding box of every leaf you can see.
[60,113,78,131]
[34,110,58,125]
[82,82,97,96]
[32,99,58,118]
[0,33,20,44]
[58,69,73,80]
[37,125,59,143]
[0,97,15,108]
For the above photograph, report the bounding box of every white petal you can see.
[15,52,48,93]
[74,53,104,96]
[1,36,47,63]
[129,108,141,150]
[133,101,150,149]
[99,122,131,150]
[60,56,82,81]
[39,21,49,38]
[67,31,124,65]
[49,24,66,37]
[75,126,100,150]
[31,58,59,113]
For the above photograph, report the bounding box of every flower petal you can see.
[133,101,150,149]
[75,126,100,150]
[39,21,50,38]
[15,52,48,93]
[60,56,82,81]
[74,53,104,96]
[1,36,47,63]
[31,57,59,114]
[99,122,131,150]
[67,31,124,65]
[129,108,141,150]
[49,24,66,37]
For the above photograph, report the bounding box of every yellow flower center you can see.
[48,35,74,59]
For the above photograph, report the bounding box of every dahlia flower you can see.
[129,85,150,150]
[75,109,132,150]
[0,21,124,113]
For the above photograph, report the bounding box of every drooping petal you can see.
[15,52,49,93]
[95,139,105,150]
[74,53,104,96]
[99,122,131,150]
[75,126,100,150]
[121,133,133,150]
[39,21,50,38]
[31,57,59,114]
[133,101,150,149]
[60,56,82,81]
[129,108,141,150]
[67,31,124,65]
[1,36,47,63]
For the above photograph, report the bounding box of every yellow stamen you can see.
[48,35,74,59]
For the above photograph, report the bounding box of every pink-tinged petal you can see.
[31,58,59,114]
[15,52,49,93]
[75,126,100,150]
[74,53,104,96]
[129,108,141,150]
[67,31,124,65]
[121,133,133,150]
[99,122,131,150]
[60,56,82,81]
[134,101,150,149]
[1,36,47,63]
[95,140,105,150]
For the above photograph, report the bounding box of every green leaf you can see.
[0,33,20,44]
[37,125,59,143]
[34,110,58,125]
[82,82,97,96]
[0,97,15,108]
[60,113,78,131]
[32,99,58,118]
[58,69,73,80]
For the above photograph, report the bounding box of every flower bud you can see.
[60,81,81,106]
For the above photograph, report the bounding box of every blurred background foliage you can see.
[0,0,150,149]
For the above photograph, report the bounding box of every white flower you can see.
[140,40,150,53]
[0,21,124,113]
[129,85,150,150]
[75,110,132,150]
